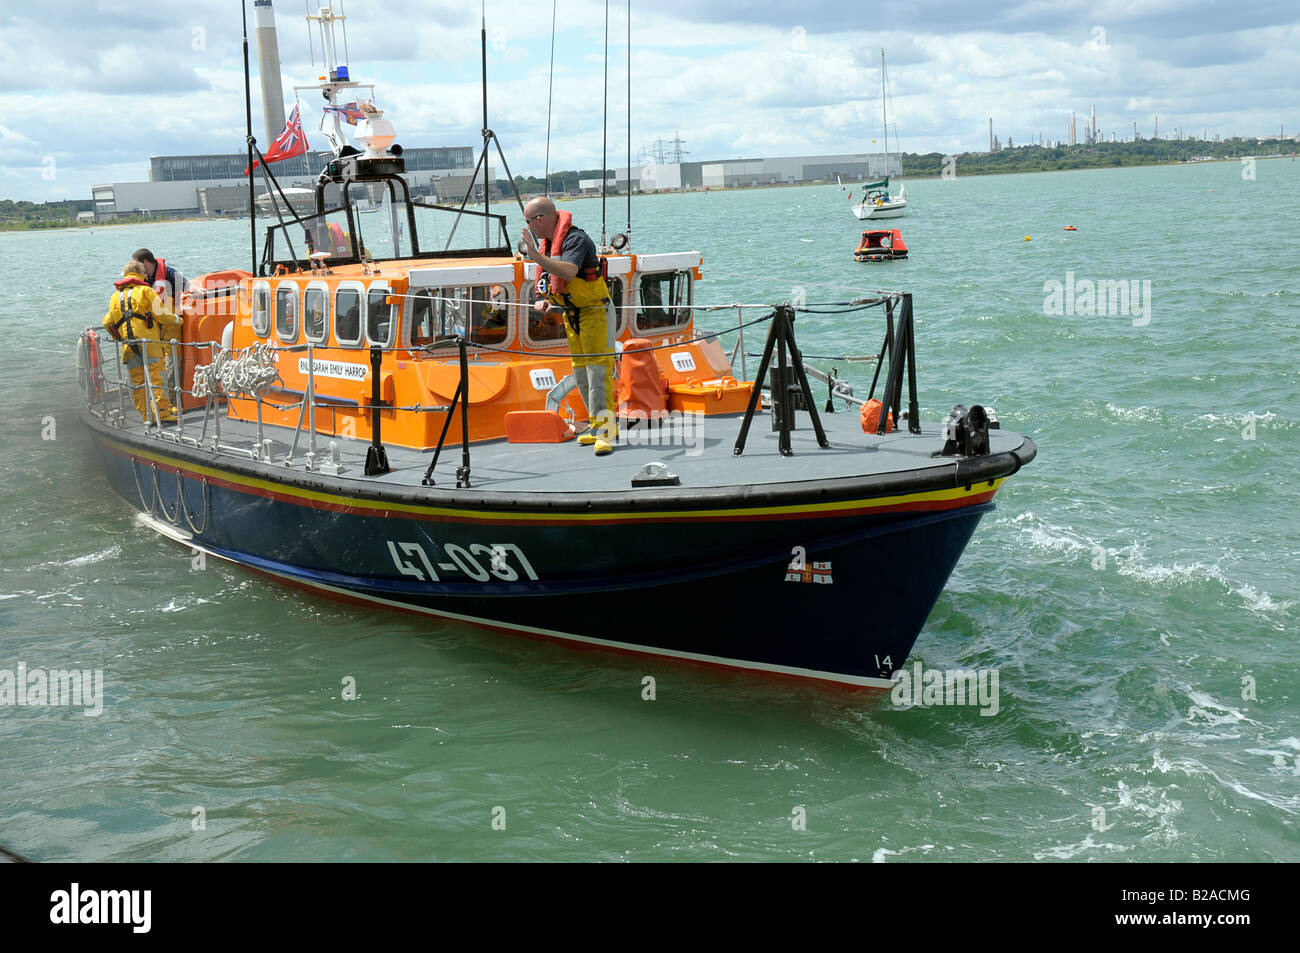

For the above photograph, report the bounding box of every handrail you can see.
[78,289,909,475]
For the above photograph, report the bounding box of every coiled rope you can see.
[191,343,281,399]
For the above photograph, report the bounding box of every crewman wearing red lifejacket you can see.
[521,197,617,455]
[134,248,187,405]
[102,260,184,423]
[133,248,188,306]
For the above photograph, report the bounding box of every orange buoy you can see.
[1064,225,1078,231]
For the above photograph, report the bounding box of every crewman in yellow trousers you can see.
[102,260,184,423]
[521,197,617,456]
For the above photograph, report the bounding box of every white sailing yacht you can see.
[852,49,907,220]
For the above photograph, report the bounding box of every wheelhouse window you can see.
[335,287,362,346]
[275,285,298,343]
[366,286,394,347]
[635,270,692,333]
[304,286,328,343]
[251,284,271,337]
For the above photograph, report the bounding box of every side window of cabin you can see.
[607,276,626,337]
[304,287,328,343]
[275,286,298,342]
[252,285,271,337]
[366,286,394,346]
[467,284,510,346]
[636,270,692,333]
[335,288,362,346]
[523,278,567,346]
[438,288,467,339]
[409,289,438,346]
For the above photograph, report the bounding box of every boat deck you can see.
[93,398,1034,504]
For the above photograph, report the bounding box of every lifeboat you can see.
[74,19,1035,690]
[854,228,908,261]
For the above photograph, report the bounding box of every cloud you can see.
[1,0,1296,202]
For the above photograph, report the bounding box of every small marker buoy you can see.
[1024,235,1031,242]
[1064,225,1077,231]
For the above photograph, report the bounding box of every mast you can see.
[242,1,257,273]
[480,3,489,247]
[880,48,887,175]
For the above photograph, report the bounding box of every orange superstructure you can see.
[176,248,756,450]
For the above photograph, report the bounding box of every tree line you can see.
[511,169,615,194]
[0,198,95,229]
[904,137,1296,178]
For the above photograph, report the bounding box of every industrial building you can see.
[91,147,487,221]
[581,152,903,193]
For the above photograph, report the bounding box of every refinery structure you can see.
[984,106,1272,152]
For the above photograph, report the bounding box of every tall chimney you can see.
[254,0,287,149]
[1154,116,1159,139]
[1091,105,1096,142]
[989,117,993,152]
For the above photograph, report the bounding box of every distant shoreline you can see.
[4,152,1293,229]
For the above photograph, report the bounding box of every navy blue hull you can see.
[92,429,994,685]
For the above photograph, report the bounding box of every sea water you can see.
[1,158,1296,861]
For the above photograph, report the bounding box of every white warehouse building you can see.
[600,152,903,192]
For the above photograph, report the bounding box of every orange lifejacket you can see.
[536,210,604,296]
[329,222,348,255]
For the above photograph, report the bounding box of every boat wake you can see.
[35,544,122,569]
[1006,513,1294,618]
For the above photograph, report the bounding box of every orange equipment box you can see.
[667,377,757,415]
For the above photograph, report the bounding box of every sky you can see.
[1,0,1296,202]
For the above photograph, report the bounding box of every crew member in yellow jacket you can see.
[102,260,184,423]
[521,197,617,455]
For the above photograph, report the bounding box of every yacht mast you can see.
[880,49,888,173]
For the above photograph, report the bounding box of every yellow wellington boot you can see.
[592,421,617,456]
[577,425,598,446]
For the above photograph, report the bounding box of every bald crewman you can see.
[521,197,617,456]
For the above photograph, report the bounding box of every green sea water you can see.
[1,159,1297,861]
